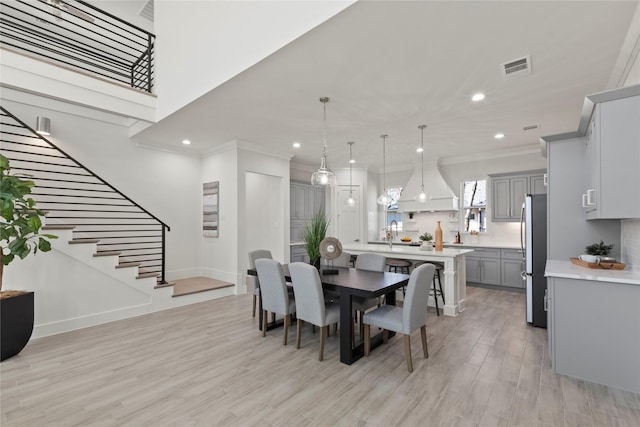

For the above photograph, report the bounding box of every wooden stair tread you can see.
[116,261,142,268]
[69,238,100,244]
[93,251,122,257]
[154,281,174,288]
[137,272,160,279]
[42,225,76,230]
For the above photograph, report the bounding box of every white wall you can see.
[201,147,239,285]
[154,0,353,119]
[245,172,284,261]
[201,145,290,292]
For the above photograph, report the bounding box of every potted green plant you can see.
[1,154,57,361]
[303,210,329,269]
[583,240,615,262]
[419,232,433,251]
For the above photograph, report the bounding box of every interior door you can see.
[336,187,360,245]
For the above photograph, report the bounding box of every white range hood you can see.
[397,164,459,212]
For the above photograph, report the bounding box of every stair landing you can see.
[171,277,234,298]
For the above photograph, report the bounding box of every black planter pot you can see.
[1,291,34,362]
[311,258,321,270]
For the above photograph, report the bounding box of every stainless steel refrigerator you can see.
[521,194,547,328]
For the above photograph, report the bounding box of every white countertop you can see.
[545,260,640,286]
[368,241,520,249]
[342,243,473,258]
[443,242,520,250]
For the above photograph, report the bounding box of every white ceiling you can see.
[135,0,639,172]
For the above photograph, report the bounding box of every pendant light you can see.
[416,124,428,203]
[311,97,336,186]
[345,141,357,206]
[376,134,392,205]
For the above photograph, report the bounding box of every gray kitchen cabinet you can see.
[461,246,527,288]
[529,174,547,195]
[290,183,307,220]
[465,256,481,283]
[500,248,525,288]
[290,182,325,221]
[290,220,306,243]
[290,245,308,263]
[547,275,640,393]
[583,95,640,219]
[490,170,546,222]
[465,247,501,286]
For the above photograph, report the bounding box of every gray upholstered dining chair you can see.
[329,250,352,268]
[354,252,387,272]
[363,263,435,372]
[352,252,387,339]
[248,249,273,317]
[288,262,341,361]
[321,250,352,304]
[255,258,296,345]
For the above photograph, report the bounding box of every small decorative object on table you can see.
[319,236,341,275]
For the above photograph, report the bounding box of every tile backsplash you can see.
[621,219,640,272]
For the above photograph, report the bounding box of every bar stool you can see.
[386,258,412,274]
[413,261,445,316]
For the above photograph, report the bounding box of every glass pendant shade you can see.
[376,191,392,205]
[345,195,357,207]
[311,155,335,186]
[417,186,428,203]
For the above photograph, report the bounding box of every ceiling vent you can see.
[523,124,539,131]
[501,55,531,78]
[138,0,154,22]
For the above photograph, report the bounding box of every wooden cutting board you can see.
[570,258,626,270]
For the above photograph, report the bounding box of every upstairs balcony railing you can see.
[0,107,169,284]
[0,0,155,93]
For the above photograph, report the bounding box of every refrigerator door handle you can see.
[520,202,526,260]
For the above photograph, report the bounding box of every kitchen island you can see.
[342,244,474,316]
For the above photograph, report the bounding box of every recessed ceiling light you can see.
[349,159,356,164]
[292,142,301,148]
[471,93,485,102]
[416,147,424,153]
[494,133,505,139]
[182,139,191,145]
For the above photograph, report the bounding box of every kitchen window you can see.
[384,187,403,232]
[463,179,487,232]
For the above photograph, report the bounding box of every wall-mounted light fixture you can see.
[36,116,51,136]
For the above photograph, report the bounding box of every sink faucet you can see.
[387,220,398,248]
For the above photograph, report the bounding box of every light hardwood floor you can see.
[1,286,639,426]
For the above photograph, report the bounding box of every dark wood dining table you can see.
[247,265,410,365]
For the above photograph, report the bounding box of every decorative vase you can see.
[435,221,443,251]
[311,258,321,270]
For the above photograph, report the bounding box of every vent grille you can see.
[139,0,154,22]
[501,55,531,78]
[523,124,539,131]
